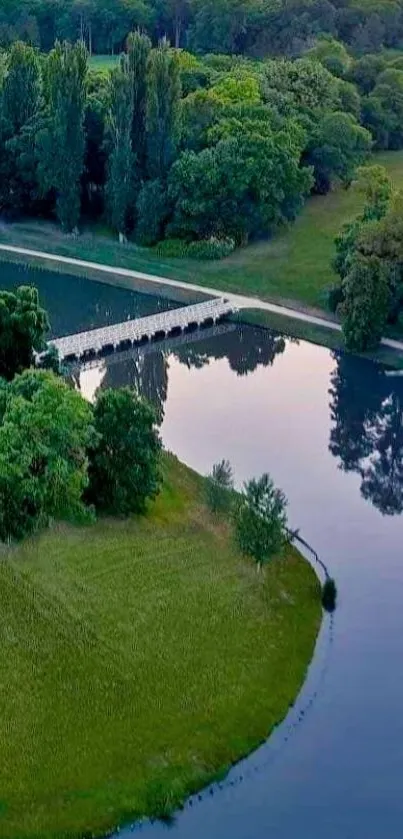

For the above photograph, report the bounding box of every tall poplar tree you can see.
[105,55,134,241]
[3,42,41,134]
[146,40,181,181]
[38,41,87,232]
[127,30,151,181]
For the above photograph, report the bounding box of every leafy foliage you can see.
[0,285,49,380]
[205,459,234,513]
[105,56,135,238]
[233,473,288,569]
[0,370,95,541]
[87,388,162,515]
[339,254,390,351]
[37,41,87,231]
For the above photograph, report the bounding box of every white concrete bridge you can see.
[49,297,236,362]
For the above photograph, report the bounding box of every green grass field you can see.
[89,54,120,71]
[1,151,403,316]
[0,454,321,839]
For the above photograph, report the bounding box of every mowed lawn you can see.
[89,54,120,71]
[0,455,321,839]
[2,152,402,312]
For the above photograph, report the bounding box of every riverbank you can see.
[1,150,403,312]
[0,453,321,839]
[2,244,403,367]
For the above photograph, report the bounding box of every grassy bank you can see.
[238,310,403,368]
[1,151,403,314]
[0,454,321,839]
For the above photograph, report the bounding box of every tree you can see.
[135,177,170,245]
[0,41,42,215]
[0,285,49,380]
[339,253,389,351]
[304,112,371,194]
[205,459,234,513]
[146,40,181,180]
[38,40,87,231]
[233,473,288,570]
[307,36,351,78]
[0,369,95,542]
[127,29,151,181]
[168,119,311,242]
[105,56,134,241]
[2,41,41,133]
[348,54,386,95]
[87,387,162,514]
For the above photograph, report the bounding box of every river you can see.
[3,262,403,838]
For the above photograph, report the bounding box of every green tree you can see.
[305,112,372,194]
[87,387,162,515]
[127,29,151,182]
[135,177,170,245]
[0,41,42,214]
[340,254,390,351]
[2,41,41,133]
[105,56,134,241]
[146,40,181,180]
[348,54,386,95]
[307,36,351,78]
[233,473,288,571]
[38,40,87,232]
[0,369,95,542]
[205,459,234,514]
[168,119,311,242]
[0,285,49,380]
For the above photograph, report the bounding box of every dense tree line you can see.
[2,0,403,57]
[1,33,390,251]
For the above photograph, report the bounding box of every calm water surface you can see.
[3,263,403,838]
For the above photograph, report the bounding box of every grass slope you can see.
[1,151,403,314]
[0,455,321,839]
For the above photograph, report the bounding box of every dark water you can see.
[3,263,403,838]
[76,313,403,839]
[0,261,179,338]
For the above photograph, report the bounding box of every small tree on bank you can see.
[205,459,234,514]
[233,473,288,571]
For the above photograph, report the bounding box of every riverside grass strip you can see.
[0,454,321,839]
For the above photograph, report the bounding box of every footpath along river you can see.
[2,261,403,839]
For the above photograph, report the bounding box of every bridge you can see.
[48,297,236,362]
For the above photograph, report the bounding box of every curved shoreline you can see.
[108,538,331,839]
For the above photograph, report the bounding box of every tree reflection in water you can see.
[174,324,286,377]
[101,351,169,424]
[329,352,403,516]
[100,323,286,423]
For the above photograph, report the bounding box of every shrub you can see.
[154,236,235,260]
[154,238,190,258]
[186,237,235,259]
[205,459,234,514]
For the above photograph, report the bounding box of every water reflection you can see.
[78,324,287,423]
[329,353,403,516]
[78,326,403,519]
[174,324,286,376]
